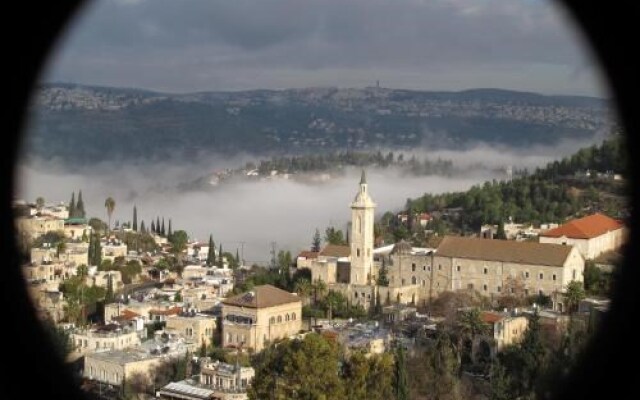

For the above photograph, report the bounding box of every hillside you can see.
[382,135,628,243]
[24,83,612,164]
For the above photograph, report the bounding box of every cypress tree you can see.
[140,220,146,233]
[168,219,172,237]
[76,190,85,218]
[218,244,223,266]
[68,192,76,219]
[161,218,166,236]
[236,249,240,266]
[394,343,409,400]
[133,205,138,232]
[156,217,160,234]
[496,221,507,240]
[151,220,156,233]
[206,235,215,266]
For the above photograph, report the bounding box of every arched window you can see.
[411,276,417,285]
[285,314,290,321]
[270,317,275,324]
[292,312,296,320]
[277,315,282,323]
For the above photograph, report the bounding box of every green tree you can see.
[206,235,215,266]
[76,190,85,218]
[168,219,172,237]
[248,333,345,400]
[564,281,586,314]
[161,218,165,236]
[140,220,146,233]
[394,343,409,400]
[312,228,322,252]
[88,217,107,234]
[132,205,138,231]
[489,360,512,400]
[218,243,223,266]
[36,196,45,209]
[104,197,116,232]
[325,226,346,245]
[151,220,156,233]
[495,221,507,240]
[169,230,189,254]
[68,191,76,219]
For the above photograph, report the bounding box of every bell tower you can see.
[350,170,376,285]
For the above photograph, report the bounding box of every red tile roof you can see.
[121,309,141,320]
[481,311,505,324]
[149,306,182,316]
[540,213,623,239]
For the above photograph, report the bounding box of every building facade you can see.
[221,285,302,352]
[539,213,626,260]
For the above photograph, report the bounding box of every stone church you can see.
[300,172,585,311]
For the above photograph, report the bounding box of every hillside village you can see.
[13,137,626,399]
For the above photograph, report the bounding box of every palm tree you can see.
[312,279,327,305]
[564,280,586,315]
[104,197,115,233]
[454,308,488,369]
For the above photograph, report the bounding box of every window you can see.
[401,278,405,285]
[552,274,557,281]
[422,279,426,286]
[411,276,417,284]
[357,248,360,257]
[467,283,474,290]
[292,312,296,320]
[483,284,488,291]
[572,269,576,280]
[438,265,442,270]
[270,317,275,324]
[524,289,529,295]
[483,267,488,275]
[354,292,358,298]
[285,314,290,321]
[456,265,461,272]
[497,286,502,292]
[539,289,544,295]
[525,271,530,279]
[539,273,544,280]
[412,263,416,271]
[277,316,282,323]
[423,265,426,271]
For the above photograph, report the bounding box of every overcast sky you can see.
[42,0,607,97]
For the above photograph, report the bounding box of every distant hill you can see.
[24,83,613,164]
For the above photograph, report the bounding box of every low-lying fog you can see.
[15,138,601,264]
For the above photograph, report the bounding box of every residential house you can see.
[539,213,626,260]
[221,285,302,352]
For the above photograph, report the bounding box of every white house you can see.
[539,213,626,260]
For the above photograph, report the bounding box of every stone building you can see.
[221,285,302,352]
[539,213,626,260]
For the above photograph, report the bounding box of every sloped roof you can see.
[297,251,319,259]
[481,311,505,324]
[540,213,623,239]
[436,236,574,268]
[222,284,300,309]
[149,306,182,316]
[319,244,351,258]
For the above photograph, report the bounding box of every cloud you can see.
[15,137,603,264]
[42,0,606,96]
